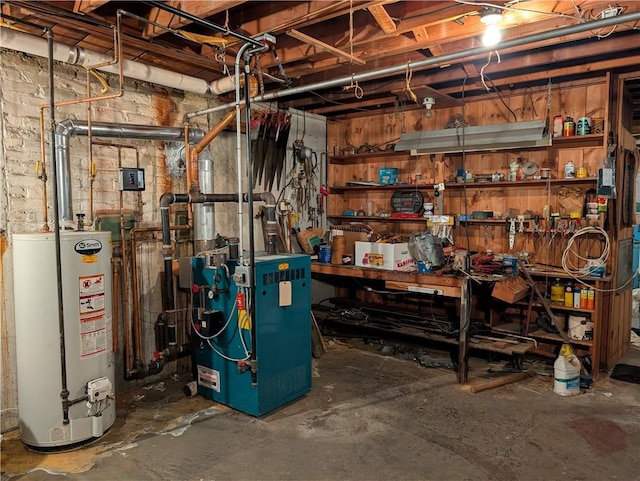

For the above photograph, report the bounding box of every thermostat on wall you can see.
[119,167,145,191]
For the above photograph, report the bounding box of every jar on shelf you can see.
[563,116,575,136]
[551,278,564,303]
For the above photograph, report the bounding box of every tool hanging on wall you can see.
[508,218,516,251]
[251,110,291,190]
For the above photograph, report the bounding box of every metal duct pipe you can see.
[194,158,215,253]
[0,29,210,95]
[186,9,640,118]
[54,119,204,222]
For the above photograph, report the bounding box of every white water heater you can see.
[13,231,116,449]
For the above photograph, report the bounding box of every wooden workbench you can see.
[311,262,472,383]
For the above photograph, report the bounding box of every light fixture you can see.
[394,120,551,155]
[482,24,502,46]
[480,6,503,47]
[480,7,502,25]
[423,96,435,118]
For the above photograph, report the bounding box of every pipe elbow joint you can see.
[159,192,175,208]
[259,192,276,205]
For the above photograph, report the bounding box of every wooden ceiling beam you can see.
[72,0,108,14]
[143,1,248,39]
[312,95,398,114]
[286,29,366,65]
[286,33,639,111]
[7,1,226,73]
[368,5,397,34]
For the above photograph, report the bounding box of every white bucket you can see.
[554,344,581,396]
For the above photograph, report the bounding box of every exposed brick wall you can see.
[0,49,214,432]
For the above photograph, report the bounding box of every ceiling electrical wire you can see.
[453,0,584,20]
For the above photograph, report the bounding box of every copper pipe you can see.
[37,17,124,225]
[111,256,121,353]
[117,146,132,369]
[188,106,241,193]
[130,224,191,365]
[184,122,192,194]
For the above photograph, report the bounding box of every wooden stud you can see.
[286,29,366,65]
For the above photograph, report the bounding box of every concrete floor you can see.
[2,343,639,481]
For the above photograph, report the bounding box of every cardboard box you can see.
[492,276,530,304]
[330,226,370,255]
[355,241,414,271]
[379,168,398,185]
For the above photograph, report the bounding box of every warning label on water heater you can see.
[79,274,107,358]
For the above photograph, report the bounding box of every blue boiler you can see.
[191,253,311,416]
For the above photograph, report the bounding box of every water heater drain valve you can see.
[87,377,113,402]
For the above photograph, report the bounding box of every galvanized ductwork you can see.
[54,119,205,222]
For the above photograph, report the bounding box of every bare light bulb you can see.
[423,96,435,118]
[482,24,502,47]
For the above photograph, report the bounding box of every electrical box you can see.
[119,167,145,191]
[87,376,112,402]
[233,264,250,287]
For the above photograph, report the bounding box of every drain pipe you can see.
[54,120,204,222]
[185,9,640,118]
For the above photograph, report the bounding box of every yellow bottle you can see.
[551,278,564,303]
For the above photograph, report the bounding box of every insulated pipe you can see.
[0,29,210,95]
[54,119,204,222]
[186,9,640,118]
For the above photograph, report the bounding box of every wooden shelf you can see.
[327,214,427,223]
[329,134,603,165]
[445,177,598,189]
[524,268,609,283]
[522,300,596,314]
[492,323,593,347]
[329,151,409,164]
[331,177,597,193]
[550,133,604,149]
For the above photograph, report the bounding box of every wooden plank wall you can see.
[602,71,639,368]
[328,79,607,268]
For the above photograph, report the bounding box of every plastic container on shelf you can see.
[554,344,581,396]
[564,160,576,178]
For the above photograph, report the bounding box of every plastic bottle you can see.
[580,288,588,309]
[551,278,564,303]
[587,289,595,310]
[554,343,581,396]
[564,160,575,178]
[573,286,581,308]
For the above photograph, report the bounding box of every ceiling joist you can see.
[286,29,366,65]
[143,0,247,39]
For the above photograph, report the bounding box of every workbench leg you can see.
[457,278,470,384]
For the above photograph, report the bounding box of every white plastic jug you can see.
[554,344,581,396]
